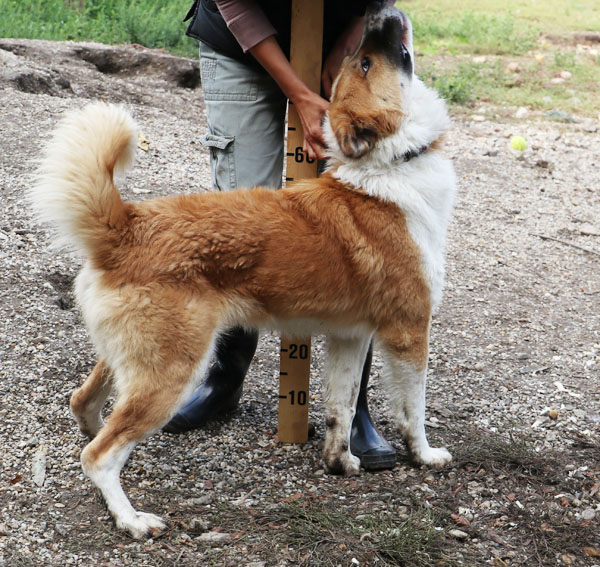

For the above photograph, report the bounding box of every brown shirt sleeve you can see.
[215,0,277,53]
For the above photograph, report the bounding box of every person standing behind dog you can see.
[165,0,397,472]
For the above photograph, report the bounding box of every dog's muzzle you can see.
[364,7,414,75]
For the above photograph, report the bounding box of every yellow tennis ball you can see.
[510,135,527,150]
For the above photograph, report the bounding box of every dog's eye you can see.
[360,56,371,75]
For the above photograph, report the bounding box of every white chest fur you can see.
[323,78,457,311]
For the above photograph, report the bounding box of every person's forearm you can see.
[250,36,329,159]
[321,16,364,99]
[341,16,365,56]
[249,36,311,104]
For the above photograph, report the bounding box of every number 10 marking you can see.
[288,390,307,405]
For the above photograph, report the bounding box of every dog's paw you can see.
[117,512,167,540]
[344,452,362,476]
[323,451,361,476]
[76,417,104,439]
[413,447,452,468]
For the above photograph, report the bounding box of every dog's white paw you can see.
[117,512,167,539]
[343,452,361,476]
[323,450,361,476]
[413,447,452,468]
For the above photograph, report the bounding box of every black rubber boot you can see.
[350,343,397,470]
[163,327,259,434]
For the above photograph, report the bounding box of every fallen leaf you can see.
[451,513,471,527]
[280,492,303,503]
[137,132,150,151]
[584,547,600,557]
[32,443,47,487]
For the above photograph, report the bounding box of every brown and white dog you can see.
[31,7,456,538]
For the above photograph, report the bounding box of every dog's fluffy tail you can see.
[30,102,137,256]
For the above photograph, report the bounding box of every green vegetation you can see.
[407,0,600,34]
[204,499,453,567]
[0,0,197,56]
[406,0,600,117]
[412,11,539,56]
[1,0,598,116]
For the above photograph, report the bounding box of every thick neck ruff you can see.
[323,77,449,183]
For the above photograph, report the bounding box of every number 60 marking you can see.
[294,146,315,164]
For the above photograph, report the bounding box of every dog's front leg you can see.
[379,340,452,468]
[322,334,372,475]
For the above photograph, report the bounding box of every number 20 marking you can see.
[288,343,309,359]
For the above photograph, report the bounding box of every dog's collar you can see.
[393,144,429,163]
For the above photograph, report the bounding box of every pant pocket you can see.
[200,45,258,102]
[200,133,236,190]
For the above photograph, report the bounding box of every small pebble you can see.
[449,529,469,540]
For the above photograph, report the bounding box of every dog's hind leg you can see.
[378,325,452,467]
[80,340,215,539]
[322,334,372,476]
[70,359,113,439]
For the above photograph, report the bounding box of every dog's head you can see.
[326,7,414,160]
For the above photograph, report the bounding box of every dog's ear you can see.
[332,115,377,159]
[329,106,402,159]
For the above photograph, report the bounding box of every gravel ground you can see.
[0,39,599,567]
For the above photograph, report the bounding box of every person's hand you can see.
[321,16,364,99]
[290,88,329,160]
[250,37,329,159]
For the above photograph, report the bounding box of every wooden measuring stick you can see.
[277,0,324,444]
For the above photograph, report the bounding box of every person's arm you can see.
[249,37,329,160]
[215,0,328,160]
[215,0,276,53]
[321,16,364,100]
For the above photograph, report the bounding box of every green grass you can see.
[405,0,600,116]
[1,0,598,116]
[204,499,454,567]
[410,10,540,56]
[406,0,600,34]
[421,52,599,115]
[0,0,197,56]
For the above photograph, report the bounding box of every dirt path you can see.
[0,39,599,567]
